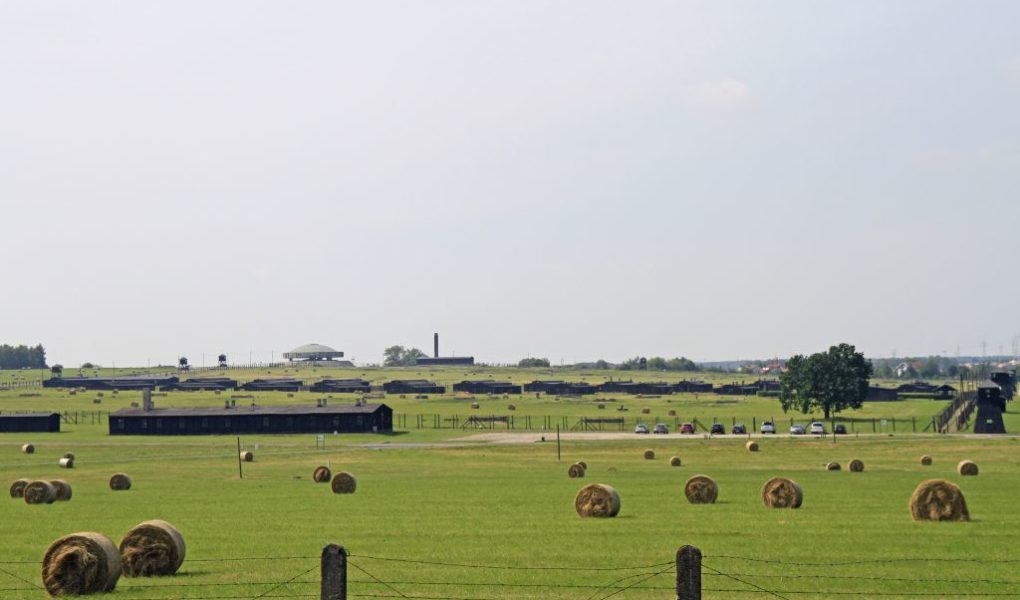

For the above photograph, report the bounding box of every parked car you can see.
[732,423,747,434]
[679,422,696,434]
[653,423,669,434]
[809,421,826,435]
[790,424,806,435]
[634,423,649,434]
[761,421,776,434]
[710,423,725,434]
[834,424,847,434]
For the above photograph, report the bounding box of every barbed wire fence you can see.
[3,545,1020,599]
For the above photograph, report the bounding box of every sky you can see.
[1,1,1018,368]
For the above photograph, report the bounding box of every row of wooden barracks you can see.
[42,374,977,401]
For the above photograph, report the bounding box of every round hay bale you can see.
[24,480,57,504]
[239,451,253,462]
[59,457,74,469]
[62,452,75,461]
[668,409,677,416]
[119,520,186,576]
[568,463,586,478]
[331,471,357,494]
[825,462,841,471]
[761,477,803,509]
[10,478,30,498]
[110,473,132,491]
[43,532,121,595]
[920,455,933,466]
[507,404,516,411]
[574,483,621,518]
[313,466,332,483]
[909,479,969,521]
[50,480,73,501]
[597,403,605,409]
[641,408,650,414]
[470,402,480,409]
[21,443,35,454]
[957,460,979,476]
[643,449,655,460]
[684,475,719,504]
[670,456,682,467]
[746,441,759,452]
[848,459,864,472]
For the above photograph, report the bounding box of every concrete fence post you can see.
[676,545,702,600]
[321,544,347,600]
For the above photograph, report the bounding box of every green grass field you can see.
[2,366,1015,599]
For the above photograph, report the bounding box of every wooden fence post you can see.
[676,544,701,600]
[321,544,347,600]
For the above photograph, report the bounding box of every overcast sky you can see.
[1,1,1018,368]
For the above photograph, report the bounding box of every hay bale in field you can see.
[957,460,979,476]
[22,443,35,454]
[577,461,587,470]
[58,457,74,469]
[130,402,139,408]
[825,462,841,471]
[43,532,121,595]
[93,398,102,404]
[10,478,30,498]
[470,402,480,409]
[641,407,650,414]
[119,520,186,576]
[848,459,864,472]
[597,403,605,409]
[110,473,132,491]
[574,483,621,518]
[287,393,294,398]
[69,390,76,396]
[50,480,72,501]
[920,455,933,466]
[239,451,253,462]
[643,449,655,460]
[746,441,759,452]
[909,479,969,522]
[313,466,332,483]
[684,475,718,504]
[24,480,57,504]
[507,404,516,411]
[331,472,357,494]
[670,456,682,467]
[568,463,585,478]
[761,477,803,509]
[62,452,75,461]
[668,409,676,416]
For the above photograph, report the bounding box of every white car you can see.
[760,421,776,434]
[809,421,826,435]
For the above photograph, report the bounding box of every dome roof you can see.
[283,343,344,360]
[289,343,337,354]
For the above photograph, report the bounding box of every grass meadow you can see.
[2,366,1018,599]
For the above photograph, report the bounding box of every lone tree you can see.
[779,343,873,419]
[383,345,427,367]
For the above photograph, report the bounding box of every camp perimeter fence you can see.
[397,414,937,434]
[4,544,1020,599]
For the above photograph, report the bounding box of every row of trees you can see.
[0,344,47,369]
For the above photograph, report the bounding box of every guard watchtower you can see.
[990,370,1016,401]
[973,380,1007,434]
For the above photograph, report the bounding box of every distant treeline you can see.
[540,356,701,372]
[0,344,47,369]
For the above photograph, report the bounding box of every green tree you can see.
[383,345,427,366]
[779,343,873,419]
[517,357,551,368]
[920,356,942,378]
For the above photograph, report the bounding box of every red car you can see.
[679,423,695,434]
